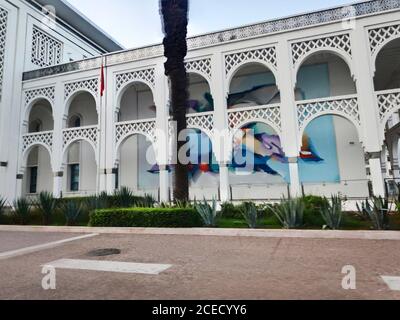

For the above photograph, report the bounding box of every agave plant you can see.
[320,195,343,230]
[0,196,7,218]
[356,197,391,230]
[268,198,304,229]
[239,202,258,229]
[136,194,156,208]
[194,198,217,227]
[13,198,31,225]
[61,200,83,226]
[86,193,109,212]
[36,192,57,225]
[114,186,135,208]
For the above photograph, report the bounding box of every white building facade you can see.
[3,0,400,203]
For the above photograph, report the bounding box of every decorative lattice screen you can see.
[0,6,8,101]
[31,26,62,68]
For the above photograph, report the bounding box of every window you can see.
[29,166,38,194]
[69,164,79,192]
[29,119,42,133]
[69,115,81,128]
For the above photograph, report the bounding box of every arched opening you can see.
[228,63,280,110]
[299,115,368,198]
[295,51,356,101]
[68,114,82,128]
[22,145,53,196]
[374,38,400,91]
[28,99,53,133]
[117,134,158,198]
[229,122,289,200]
[187,73,214,114]
[118,82,156,122]
[63,140,97,196]
[184,128,219,200]
[382,105,400,197]
[66,92,98,128]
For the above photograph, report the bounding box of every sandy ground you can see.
[0,230,399,300]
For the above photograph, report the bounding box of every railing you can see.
[22,130,53,152]
[230,183,290,201]
[376,88,400,123]
[301,179,371,199]
[296,94,359,131]
[62,125,99,149]
[22,0,400,80]
[186,111,215,134]
[227,103,281,131]
[115,118,157,146]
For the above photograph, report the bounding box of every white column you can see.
[211,51,231,202]
[52,81,65,198]
[276,39,301,198]
[351,25,385,196]
[53,172,63,198]
[369,153,386,197]
[103,57,118,195]
[154,61,170,203]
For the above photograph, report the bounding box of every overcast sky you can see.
[66,0,357,49]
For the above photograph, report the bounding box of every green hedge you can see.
[89,208,203,228]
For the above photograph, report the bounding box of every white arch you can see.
[116,79,156,113]
[24,96,54,129]
[298,112,363,148]
[372,35,400,75]
[64,89,99,127]
[115,131,157,168]
[61,138,98,172]
[293,48,355,86]
[230,118,282,139]
[20,143,53,174]
[226,60,279,94]
[187,70,212,89]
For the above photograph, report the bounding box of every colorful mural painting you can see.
[146,62,341,186]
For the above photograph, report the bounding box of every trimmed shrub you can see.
[89,208,203,228]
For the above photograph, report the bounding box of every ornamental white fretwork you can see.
[31,26,62,68]
[369,23,400,55]
[291,34,352,66]
[377,89,400,123]
[22,0,400,80]
[0,6,8,101]
[63,126,98,150]
[185,58,212,80]
[24,86,55,107]
[115,68,155,94]
[228,105,282,132]
[297,96,360,132]
[225,47,277,76]
[115,119,156,147]
[64,78,99,101]
[22,131,53,153]
[186,112,214,135]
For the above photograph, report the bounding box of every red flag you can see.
[100,63,105,97]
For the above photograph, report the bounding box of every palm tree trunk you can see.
[161,0,189,202]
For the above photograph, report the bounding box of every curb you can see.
[0,225,399,240]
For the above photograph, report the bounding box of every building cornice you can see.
[23,0,400,81]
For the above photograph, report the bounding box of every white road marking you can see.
[381,276,400,291]
[0,234,98,260]
[45,259,172,275]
